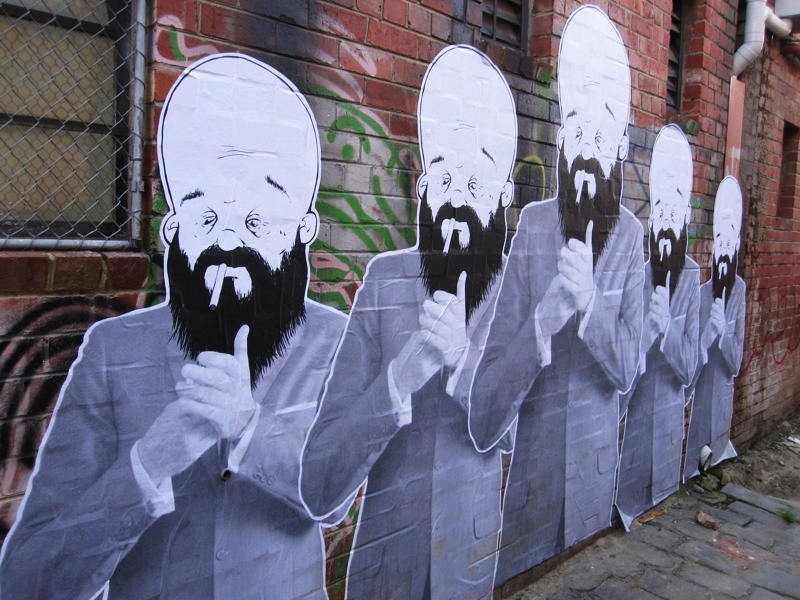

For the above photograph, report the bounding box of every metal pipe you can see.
[129,0,147,245]
[0,238,134,250]
[733,0,793,77]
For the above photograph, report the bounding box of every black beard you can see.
[557,146,622,266]
[712,250,738,307]
[167,231,308,387]
[649,224,687,299]
[418,191,506,322]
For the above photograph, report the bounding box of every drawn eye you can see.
[441,174,451,189]
[574,126,582,142]
[201,211,217,229]
[468,178,478,194]
[245,214,261,234]
[595,132,604,149]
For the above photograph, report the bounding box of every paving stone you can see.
[626,522,685,552]
[680,563,751,597]
[727,502,788,528]
[773,540,800,559]
[722,484,800,515]
[740,564,800,599]
[675,538,748,574]
[749,588,794,600]
[718,522,775,550]
[559,540,644,591]
[591,578,659,600]
[617,539,680,571]
[697,503,756,527]
[636,569,707,600]
[674,516,723,542]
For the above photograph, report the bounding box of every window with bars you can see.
[778,121,799,218]
[0,0,143,248]
[481,0,528,51]
[667,0,687,111]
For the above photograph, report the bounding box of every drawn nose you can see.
[581,143,593,161]
[217,229,241,251]
[449,188,465,207]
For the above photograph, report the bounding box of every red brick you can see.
[389,113,417,139]
[383,0,407,26]
[430,11,451,41]
[309,3,368,41]
[367,20,417,56]
[407,4,431,35]
[356,0,383,18]
[364,78,416,114]
[392,55,426,87]
[103,253,150,291]
[51,253,103,292]
[0,253,51,293]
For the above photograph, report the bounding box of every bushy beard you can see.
[557,146,622,266]
[712,250,738,307]
[167,231,308,387]
[418,191,506,322]
[649,224,687,299]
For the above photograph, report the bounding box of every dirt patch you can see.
[723,413,800,504]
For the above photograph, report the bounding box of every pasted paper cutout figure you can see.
[300,45,517,600]
[616,125,700,530]
[469,5,644,583]
[0,54,346,600]
[684,176,746,479]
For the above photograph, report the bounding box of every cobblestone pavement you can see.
[507,483,800,600]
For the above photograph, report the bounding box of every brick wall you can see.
[735,34,800,448]
[2,0,799,593]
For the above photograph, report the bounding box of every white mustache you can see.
[441,218,470,254]
[574,169,597,201]
[204,264,253,308]
[659,237,672,260]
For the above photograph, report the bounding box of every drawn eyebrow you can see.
[430,155,445,166]
[566,110,578,119]
[605,103,616,120]
[180,189,204,205]
[481,147,496,166]
[266,176,288,196]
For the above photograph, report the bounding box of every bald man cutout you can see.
[301,45,517,600]
[616,125,700,530]
[0,54,346,600]
[684,176,746,479]
[470,5,644,582]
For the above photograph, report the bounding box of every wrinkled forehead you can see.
[650,126,693,205]
[558,7,631,124]
[159,54,320,210]
[418,46,517,177]
[713,177,743,240]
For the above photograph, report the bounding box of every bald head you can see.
[157,53,321,271]
[649,124,694,238]
[713,176,743,262]
[417,45,517,227]
[557,5,631,179]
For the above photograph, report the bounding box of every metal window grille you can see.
[0,0,145,249]
[778,121,799,218]
[481,0,528,51]
[667,0,687,111]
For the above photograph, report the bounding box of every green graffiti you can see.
[169,28,187,63]
[309,86,420,311]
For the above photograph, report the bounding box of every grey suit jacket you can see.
[616,258,700,529]
[0,302,345,600]
[301,250,506,600]
[470,198,644,582]
[684,276,746,479]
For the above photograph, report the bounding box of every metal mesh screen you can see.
[0,0,142,247]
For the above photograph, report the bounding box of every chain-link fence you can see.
[0,0,145,249]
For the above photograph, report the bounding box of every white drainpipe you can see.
[733,0,793,77]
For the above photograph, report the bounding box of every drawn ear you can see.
[500,180,514,208]
[416,173,428,200]
[617,134,629,161]
[161,214,178,245]
[299,211,319,245]
[557,127,565,150]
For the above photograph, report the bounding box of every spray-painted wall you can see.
[0,0,797,598]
